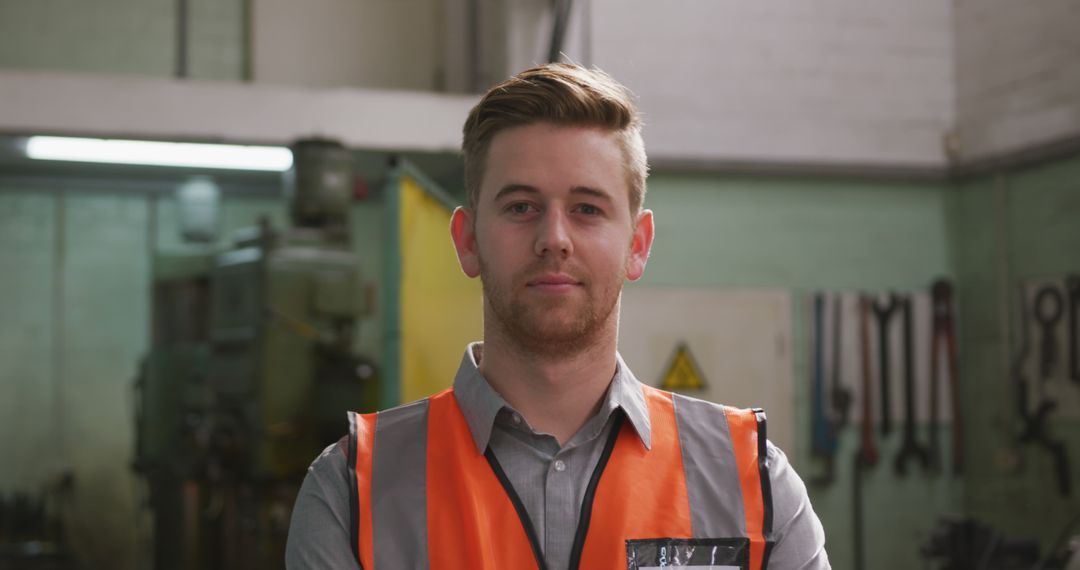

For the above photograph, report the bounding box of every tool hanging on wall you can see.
[852,295,878,570]
[929,279,963,475]
[831,293,853,429]
[871,295,901,437]
[894,295,930,475]
[858,295,879,469]
[1014,283,1072,497]
[1034,285,1064,380]
[812,295,833,483]
[1066,275,1079,384]
[810,294,839,485]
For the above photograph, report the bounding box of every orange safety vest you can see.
[348,385,773,569]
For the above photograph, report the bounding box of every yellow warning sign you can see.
[659,342,707,391]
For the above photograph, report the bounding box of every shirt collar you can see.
[451,342,653,454]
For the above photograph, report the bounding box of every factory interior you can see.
[1,0,1079,569]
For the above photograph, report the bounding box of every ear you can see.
[450,206,481,278]
[625,209,654,281]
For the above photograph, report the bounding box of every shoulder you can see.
[666,390,764,427]
[667,390,728,413]
[348,398,431,443]
[303,438,350,500]
[665,392,801,493]
[664,393,827,564]
[368,397,430,429]
[297,398,432,516]
[666,392,789,474]
[665,392,770,465]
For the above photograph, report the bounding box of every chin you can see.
[525,307,585,331]
[519,311,597,346]
[532,322,587,342]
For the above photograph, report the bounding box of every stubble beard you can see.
[479,256,625,359]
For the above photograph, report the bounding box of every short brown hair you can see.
[461,63,648,215]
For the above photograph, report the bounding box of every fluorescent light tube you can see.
[25,136,294,172]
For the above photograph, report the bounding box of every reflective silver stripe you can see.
[370,399,430,568]
[672,393,747,538]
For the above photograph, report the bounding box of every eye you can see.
[506,202,535,215]
[576,203,603,216]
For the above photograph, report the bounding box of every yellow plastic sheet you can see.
[399,175,483,403]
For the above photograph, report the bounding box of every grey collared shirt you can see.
[285,343,830,569]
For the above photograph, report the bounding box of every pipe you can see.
[547,0,574,63]
[176,0,189,78]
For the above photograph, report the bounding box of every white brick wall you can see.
[588,0,955,168]
[188,0,245,80]
[953,0,1080,159]
[0,0,175,77]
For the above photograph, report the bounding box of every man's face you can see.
[451,122,654,356]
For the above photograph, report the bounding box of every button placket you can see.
[543,449,580,569]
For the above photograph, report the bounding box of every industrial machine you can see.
[133,140,377,570]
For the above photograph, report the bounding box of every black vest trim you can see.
[346,412,363,568]
[752,408,774,539]
[567,413,625,569]
[762,540,776,568]
[484,447,548,570]
[482,412,626,570]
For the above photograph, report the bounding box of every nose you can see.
[534,210,573,258]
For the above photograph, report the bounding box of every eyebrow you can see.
[569,186,614,203]
[492,184,615,203]
[493,184,539,202]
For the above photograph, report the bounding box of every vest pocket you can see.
[626,537,749,569]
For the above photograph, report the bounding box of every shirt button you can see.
[553,460,566,472]
[512,413,522,425]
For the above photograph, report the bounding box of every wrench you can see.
[894,295,929,476]
[810,294,838,485]
[1014,283,1072,496]
[858,295,879,466]
[930,279,962,475]
[853,295,878,570]
[1033,285,1064,380]
[871,294,901,437]
[1065,275,1079,383]
[831,293,853,430]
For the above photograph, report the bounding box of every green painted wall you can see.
[0,190,148,568]
[0,193,57,491]
[948,155,1080,551]
[637,173,960,569]
[640,174,952,290]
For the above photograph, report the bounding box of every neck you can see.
[478,323,618,446]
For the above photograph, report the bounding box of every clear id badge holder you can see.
[626,537,750,569]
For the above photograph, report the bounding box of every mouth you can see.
[526,273,583,292]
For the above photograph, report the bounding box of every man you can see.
[286,63,829,569]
